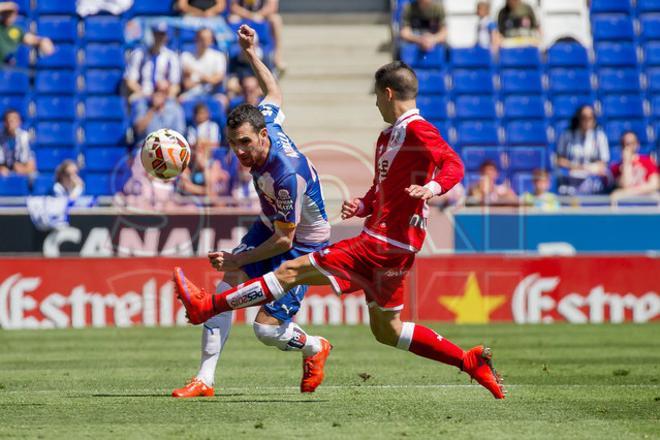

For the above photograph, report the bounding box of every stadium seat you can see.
[84,173,113,196]
[416,70,445,95]
[35,0,77,15]
[13,0,29,13]
[36,122,77,146]
[498,47,541,69]
[551,95,594,119]
[84,147,127,172]
[499,69,543,95]
[36,44,77,69]
[128,0,175,15]
[595,43,637,67]
[32,173,54,195]
[36,16,78,42]
[590,0,632,14]
[83,97,127,121]
[601,95,644,119]
[462,147,506,171]
[35,71,76,94]
[548,69,592,94]
[591,15,635,42]
[0,70,29,94]
[509,147,547,171]
[417,96,447,120]
[456,121,500,146]
[647,68,660,93]
[82,122,126,146]
[547,43,589,68]
[35,148,77,172]
[83,69,123,95]
[451,69,494,94]
[503,96,546,120]
[453,95,497,120]
[450,47,492,68]
[82,44,124,69]
[14,45,29,69]
[644,42,660,66]
[638,0,660,13]
[0,96,30,119]
[505,121,548,145]
[0,174,29,196]
[34,96,76,121]
[597,69,641,93]
[83,16,124,43]
[182,98,225,125]
[511,172,535,195]
[605,119,649,145]
[640,14,660,41]
[651,96,660,119]
[399,43,445,69]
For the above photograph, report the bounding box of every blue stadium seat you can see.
[34,96,76,121]
[640,14,660,41]
[551,95,594,119]
[511,172,535,195]
[548,69,591,94]
[0,174,29,196]
[456,121,499,146]
[35,148,77,172]
[505,121,548,145]
[417,96,447,120]
[36,44,77,69]
[14,45,30,68]
[182,98,225,125]
[83,44,124,69]
[597,68,640,93]
[651,95,660,119]
[647,68,660,93]
[509,147,547,171]
[499,69,543,95]
[547,43,589,68]
[0,70,29,94]
[83,16,124,43]
[638,0,660,13]
[83,97,127,120]
[129,0,175,15]
[462,147,506,171]
[36,71,76,94]
[83,69,122,95]
[503,96,546,120]
[590,0,632,14]
[451,69,494,94]
[36,16,78,42]
[35,0,77,15]
[605,119,649,145]
[36,122,77,146]
[83,122,126,146]
[84,173,113,196]
[592,15,635,42]
[601,95,644,118]
[0,96,30,119]
[13,0,30,13]
[453,95,497,120]
[400,43,445,69]
[179,27,197,43]
[450,47,492,68]
[498,47,541,69]
[595,43,637,67]
[32,173,54,195]
[644,42,660,66]
[416,69,445,95]
[84,147,127,172]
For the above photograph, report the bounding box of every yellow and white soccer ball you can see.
[140,128,191,180]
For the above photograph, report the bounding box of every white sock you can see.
[196,282,233,387]
[253,321,322,357]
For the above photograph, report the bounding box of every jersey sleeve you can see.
[414,124,465,195]
[272,172,306,229]
[258,101,286,127]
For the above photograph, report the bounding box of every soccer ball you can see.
[140,128,191,180]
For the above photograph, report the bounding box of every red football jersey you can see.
[356,109,464,252]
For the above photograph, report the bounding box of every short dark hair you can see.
[226,103,266,133]
[374,61,418,100]
[479,159,498,173]
[193,102,209,116]
[3,108,19,120]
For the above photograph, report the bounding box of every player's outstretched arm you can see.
[237,24,282,107]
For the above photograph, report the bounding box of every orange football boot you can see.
[172,378,214,398]
[462,345,506,399]
[300,338,332,393]
[173,267,214,325]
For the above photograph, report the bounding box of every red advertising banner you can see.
[0,256,658,329]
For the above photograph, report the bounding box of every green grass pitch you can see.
[1,323,659,439]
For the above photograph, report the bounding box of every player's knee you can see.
[253,321,286,350]
[370,323,400,347]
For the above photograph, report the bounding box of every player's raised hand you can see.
[237,24,257,52]
[208,251,243,272]
[341,198,362,220]
[405,185,434,201]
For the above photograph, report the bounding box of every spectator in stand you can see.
[229,0,285,72]
[556,105,610,195]
[53,159,84,200]
[231,160,259,207]
[132,82,186,143]
[467,160,517,205]
[521,169,559,211]
[180,28,228,108]
[0,109,34,176]
[229,75,262,110]
[0,1,53,64]
[497,0,540,45]
[175,0,227,17]
[476,1,500,54]
[118,152,179,211]
[124,22,180,101]
[610,131,659,202]
[399,0,447,52]
[186,102,221,152]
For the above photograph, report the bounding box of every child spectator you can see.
[497,0,540,45]
[468,160,517,205]
[228,75,262,110]
[476,1,500,53]
[399,0,447,52]
[521,169,559,211]
[175,0,227,17]
[230,0,285,72]
[186,102,221,152]
[610,131,659,201]
[0,109,34,176]
[180,28,228,108]
[53,159,84,200]
[0,1,53,64]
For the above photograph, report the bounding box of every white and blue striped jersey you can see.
[251,102,330,245]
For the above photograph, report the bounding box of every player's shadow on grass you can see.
[208,399,330,404]
[91,393,245,398]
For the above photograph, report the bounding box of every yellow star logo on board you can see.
[438,273,506,324]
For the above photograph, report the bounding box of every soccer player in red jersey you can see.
[174,61,505,399]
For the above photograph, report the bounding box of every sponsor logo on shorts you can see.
[226,284,266,309]
[409,214,428,231]
[384,268,408,277]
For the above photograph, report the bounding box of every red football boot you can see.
[462,345,506,399]
[172,378,214,398]
[300,338,332,393]
[172,267,214,325]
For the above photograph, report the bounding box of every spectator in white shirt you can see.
[476,1,500,54]
[0,109,34,176]
[186,102,221,151]
[53,159,84,200]
[124,22,181,101]
[180,28,228,108]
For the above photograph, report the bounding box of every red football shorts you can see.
[308,233,416,311]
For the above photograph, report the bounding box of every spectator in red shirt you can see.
[610,131,659,202]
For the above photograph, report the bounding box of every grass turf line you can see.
[1,324,659,439]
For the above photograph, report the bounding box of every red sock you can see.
[212,273,284,314]
[397,322,465,369]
